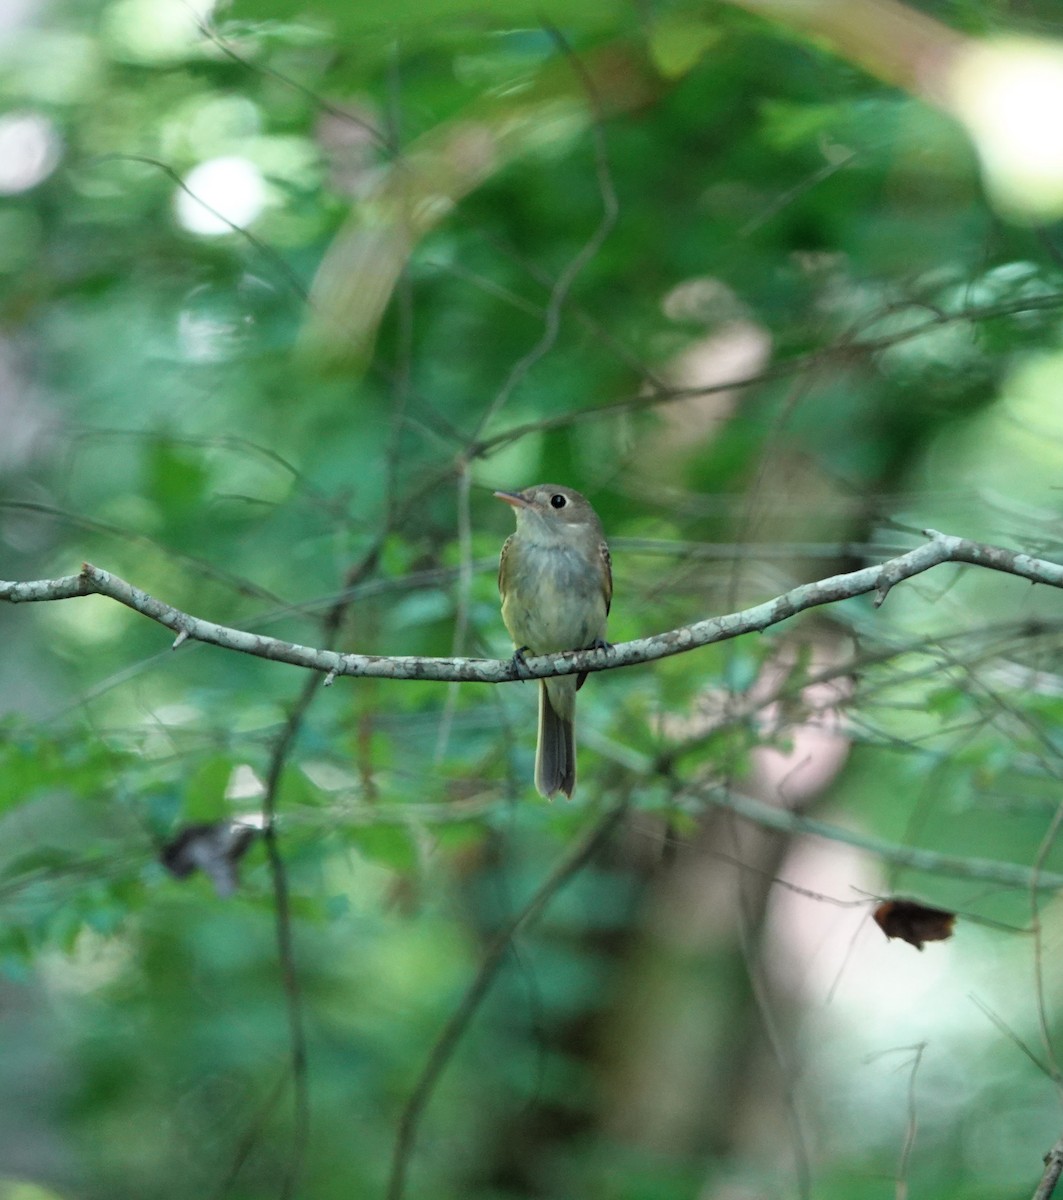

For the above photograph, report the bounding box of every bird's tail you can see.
[536,676,576,799]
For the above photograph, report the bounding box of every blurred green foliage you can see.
[5,0,1063,1197]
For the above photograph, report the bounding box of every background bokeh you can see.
[5,1,1063,1197]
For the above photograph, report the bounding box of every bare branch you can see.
[699,787,1063,892]
[3,533,1062,687]
[386,801,628,1200]
[467,19,619,442]
[469,292,1063,459]
[896,1042,926,1200]
[1034,1132,1063,1200]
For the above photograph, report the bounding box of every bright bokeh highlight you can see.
[0,111,60,194]
[950,38,1063,220]
[174,155,267,235]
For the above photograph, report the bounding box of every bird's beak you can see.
[494,490,530,508]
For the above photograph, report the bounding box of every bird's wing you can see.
[600,540,613,616]
[498,533,515,596]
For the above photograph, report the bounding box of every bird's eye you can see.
[550,494,567,509]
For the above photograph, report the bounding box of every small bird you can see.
[495,484,612,798]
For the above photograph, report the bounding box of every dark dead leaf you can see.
[873,898,956,951]
[160,820,258,898]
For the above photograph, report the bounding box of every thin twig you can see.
[697,786,1063,891]
[969,994,1055,1079]
[732,840,814,1199]
[468,21,618,441]
[896,1042,926,1200]
[386,801,628,1200]
[211,1068,291,1200]
[467,291,1063,460]
[260,674,318,1200]
[190,13,388,147]
[96,154,311,305]
[433,463,474,762]
[241,534,393,1189]
[1030,792,1063,1094]
[0,499,288,604]
[862,1044,928,1200]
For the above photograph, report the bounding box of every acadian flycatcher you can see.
[495,484,612,799]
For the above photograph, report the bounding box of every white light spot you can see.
[951,39,1063,220]
[175,156,267,236]
[0,0,35,38]
[225,764,265,802]
[0,111,61,194]
[104,0,217,63]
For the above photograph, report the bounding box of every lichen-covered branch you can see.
[2,531,1061,684]
[1033,1131,1063,1200]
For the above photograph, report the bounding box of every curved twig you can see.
[3,531,1062,684]
[698,787,1063,892]
[386,801,628,1200]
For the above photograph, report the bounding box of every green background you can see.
[3,0,1063,1196]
